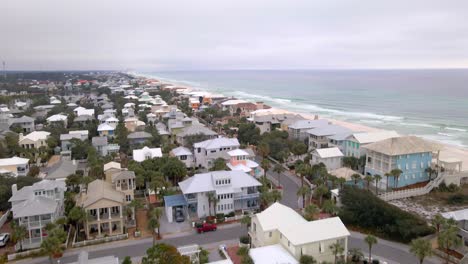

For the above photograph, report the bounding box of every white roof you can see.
[348,131,400,144]
[179,171,261,194]
[47,114,68,122]
[21,131,50,141]
[221,99,247,106]
[227,149,249,157]
[171,147,192,156]
[249,244,298,264]
[227,163,252,173]
[442,209,468,221]
[97,123,115,131]
[9,179,66,203]
[12,196,58,218]
[280,217,350,246]
[255,203,306,232]
[194,137,240,150]
[74,108,95,117]
[0,157,29,167]
[133,146,162,162]
[103,161,121,171]
[329,167,361,181]
[289,119,329,130]
[307,124,352,136]
[313,147,344,158]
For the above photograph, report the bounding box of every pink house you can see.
[226,149,262,178]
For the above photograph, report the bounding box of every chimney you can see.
[18,133,23,142]
[11,184,17,194]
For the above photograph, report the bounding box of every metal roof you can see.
[164,194,188,207]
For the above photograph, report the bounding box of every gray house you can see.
[128,131,152,146]
[10,116,35,133]
[92,136,120,156]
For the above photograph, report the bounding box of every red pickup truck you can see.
[196,223,217,233]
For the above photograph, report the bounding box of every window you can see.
[126,195,132,202]
[421,162,424,168]
[253,223,256,231]
[269,232,272,237]
[180,155,187,160]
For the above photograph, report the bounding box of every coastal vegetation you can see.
[339,186,433,242]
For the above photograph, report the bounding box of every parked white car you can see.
[0,233,9,247]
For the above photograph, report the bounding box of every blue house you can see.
[362,136,441,189]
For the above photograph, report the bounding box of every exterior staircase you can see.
[378,172,446,201]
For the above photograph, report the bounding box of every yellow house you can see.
[18,131,50,149]
[77,180,125,239]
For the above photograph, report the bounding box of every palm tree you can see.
[127,199,144,231]
[438,224,461,264]
[351,173,361,186]
[11,221,27,252]
[364,234,378,263]
[337,178,346,190]
[240,215,251,232]
[329,242,345,264]
[322,200,339,216]
[271,189,282,202]
[349,248,364,263]
[147,207,162,244]
[314,185,328,207]
[207,192,218,217]
[329,175,338,189]
[425,167,436,180]
[384,172,391,191]
[273,164,284,188]
[303,204,319,221]
[260,159,270,182]
[364,175,373,190]
[296,163,309,187]
[390,169,403,188]
[374,174,382,195]
[410,238,433,264]
[432,214,445,233]
[297,185,311,208]
[68,207,87,237]
[257,142,270,158]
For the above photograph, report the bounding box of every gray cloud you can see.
[2,0,468,70]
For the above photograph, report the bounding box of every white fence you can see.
[378,172,446,201]
[0,209,10,229]
[72,233,128,248]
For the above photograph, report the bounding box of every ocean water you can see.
[141,70,468,148]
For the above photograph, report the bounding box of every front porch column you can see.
[108,207,112,220]
[109,221,113,236]
[132,208,135,220]
[39,217,43,242]
[27,218,32,244]
[97,209,100,221]
[119,206,123,218]
[120,220,123,234]
[98,224,101,236]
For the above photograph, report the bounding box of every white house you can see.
[249,203,350,263]
[73,106,95,117]
[311,147,344,171]
[18,131,50,149]
[170,146,194,168]
[0,157,30,176]
[9,179,66,250]
[288,119,329,141]
[133,146,162,162]
[178,171,261,218]
[97,123,116,138]
[194,137,240,169]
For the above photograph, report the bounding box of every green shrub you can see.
[339,186,433,242]
[448,194,467,205]
[239,236,250,244]
[216,213,225,223]
[225,211,235,218]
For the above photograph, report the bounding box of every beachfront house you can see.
[9,180,66,250]
[311,147,344,171]
[132,146,162,162]
[179,170,262,218]
[249,202,350,263]
[442,209,468,246]
[343,131,400,158]
[363,136,442,189]
[226,149,262,178]
[250,111,303,134]
[193,137,240,169]
[77,180,125,239]
[307,124,352,150]
[288,119,329,142]
[170,146,194,168]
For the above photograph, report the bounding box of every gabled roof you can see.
[92,136,108,146]
[44,160,78,179]
[313,147,344,158]
[133,146,162,162]
[255,202,306,232]
[97,123,115,131]
[21,131,50,141]
[348,131,400,144]
[362,136,443,156]
[79,180,124,208]
[280,217,350,245]
[103,161,121,172]
[179,170,261,194]
[227,149,249,157]
[176,125,217,137]
[329,167,361,181]
[12,196,58,218]
[111,170,135,182]
[11,116,34,123]
[171,146,192,156]
[9,179,66,203]
[307,124,352,137]
[47,114,68,122]
[442,209,468,221]
[193,137,240,150]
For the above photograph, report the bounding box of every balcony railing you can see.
[234,192,260,200]
[19,218,52,228]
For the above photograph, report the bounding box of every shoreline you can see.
[131,72,468,171]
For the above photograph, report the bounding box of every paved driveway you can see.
[159,209,193,236]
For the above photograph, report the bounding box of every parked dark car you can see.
[175,209,185,222]
[196,223,217,233]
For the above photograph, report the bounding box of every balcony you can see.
[88,213,122,222]
[19,218,52,228]
[234,192,260,200]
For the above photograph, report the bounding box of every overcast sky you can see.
[2,0,468,70]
